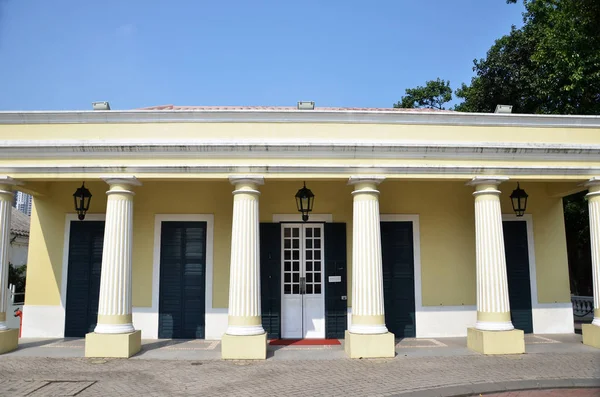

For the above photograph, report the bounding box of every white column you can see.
[226,176,265,336]
[468,177,514,331]
[94,177,141,334]
[585,178,600,327]
[0,177,18,331]
[348,176,388,335]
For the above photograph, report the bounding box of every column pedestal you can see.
[344,331,395,359]
[0,329,18,354]
[221,333,267,360]
[467,177,524,355]
[583,178,600,348]
[85,177,141,358]
[221,176,267,360]
[467,328,525,355]
[85,330,142,358]
[0,177,19,354]
[346,177,395,358]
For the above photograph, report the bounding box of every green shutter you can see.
[158,222,207,339]
[381,221,416,338]
[503,221,534,334]
[65,221,105,337]
[325,223,348,339]
[260,223,281,339]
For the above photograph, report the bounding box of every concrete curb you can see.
[392,378,600,397]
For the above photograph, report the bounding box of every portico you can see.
[0,106,598,359]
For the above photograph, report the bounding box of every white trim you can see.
[152,214,215,340]
[4,163,600,177]
[1,109,600,128]
[272,213,333,223]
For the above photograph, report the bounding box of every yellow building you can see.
[1,105,599,358]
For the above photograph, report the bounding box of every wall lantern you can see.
[73,182,92,221]
[295,181,314,222]
[510,182,528,217]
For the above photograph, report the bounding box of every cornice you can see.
[0,109,600,128]
[2,163,600,177]
[2,140,600,161]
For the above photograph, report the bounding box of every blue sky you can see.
[0,1,525,111]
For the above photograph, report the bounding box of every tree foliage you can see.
[8,263,26,294]
[456,0,600,114]
[394,78,452,110]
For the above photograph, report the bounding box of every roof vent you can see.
[297,101,315,110]
[92,101,111,111]
[494,104,512,114]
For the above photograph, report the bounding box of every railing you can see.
[8,284,25,305]
[571,295,594,319]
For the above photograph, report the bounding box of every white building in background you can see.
[10,207,30,267]
[14,191,32,216]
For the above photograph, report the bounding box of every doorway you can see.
[64,220,105,337]
[281,223,325,339]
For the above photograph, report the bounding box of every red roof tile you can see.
[136,104,452,112]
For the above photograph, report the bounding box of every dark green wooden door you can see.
[325,223,347,339]
[503,220,534,334]
[159,222,207,339]
[260,223,281,339]
[64,221,105,337]
[381,221,416,338]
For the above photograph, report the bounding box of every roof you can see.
[11,207,30,237]
[136,104,452,112]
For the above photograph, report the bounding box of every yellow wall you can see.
[2,122,600,144]
[25,179,570,311]
[25,181,108,306]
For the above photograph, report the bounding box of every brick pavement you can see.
[0,352,599,397]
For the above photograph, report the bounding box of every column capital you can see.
[584,177,600,196]
[348,176,385,186]
[229,175,264,186]
[467,176,509,187]
[101,176,142,187]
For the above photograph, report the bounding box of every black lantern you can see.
[295,181,314,222]
[510,182,528,217]
[73,182,92,221]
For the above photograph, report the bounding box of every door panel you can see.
[324,223,347,339]
[158,221,207,339]
[503,220,534,334]
[260,223,281,339]
[281,224,325,339]
[65,221,105,337]
[381,221,416,338]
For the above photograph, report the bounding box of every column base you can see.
[0,329,19,354]
[85,330,141,358]
[467,327,524,355]
[221,332,267,360]
[582,324,600,348]
[344,330,395,359]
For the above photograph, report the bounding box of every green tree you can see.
[456,0,600,114]
[8,263,26,294]
[394,78,452,110]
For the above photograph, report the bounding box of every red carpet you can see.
[269,339,341,346]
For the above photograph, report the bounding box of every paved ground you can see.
[0,334,598,396]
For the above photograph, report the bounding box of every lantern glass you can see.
[73,182,92,221]
[295,182,315,222]
[510,183,528,217]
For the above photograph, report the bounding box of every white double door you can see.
[281,223,325,339]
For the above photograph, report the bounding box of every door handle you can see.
[341,296,347,300]
[300,277,306,295]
